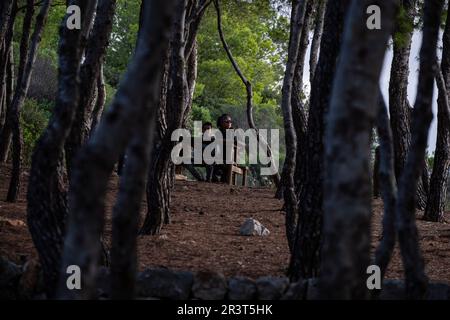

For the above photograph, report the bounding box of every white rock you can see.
[239,218,270,236]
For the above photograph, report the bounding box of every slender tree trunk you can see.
[288,0,348,281]
[319,0,396,299]
[292,0,313,199]
[139,48,171,235]
[6,0,51,202]
[27,0,97,298]
[0,1,23,164]
[90,63,106,135]
[0,1,14,45]
[372,91,399,297]
[279,0,308,253]
[373,146,381,198]
[58,0,175,299]
[309,0,326,84]
[0,25,15,143]
[182,40,198,127]
[140,0,209,235]
[424,6,450,223]
[389,0,429,210]
[110,79,157,300]
[396,0,444,299]
[276,0,313,200]
[65,0,116,176]
[0,0,15,132]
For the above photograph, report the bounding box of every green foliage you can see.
[104,82,117,109]
[195,1,285,110]
[189,104,213,126]
[104,0,140,86]
[427,152,435,169]
[393,5,415,48]
[20,98,52,165]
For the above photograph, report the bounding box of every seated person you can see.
[183,121,214,182]
[201,122,215,182]
[212,114,234,183]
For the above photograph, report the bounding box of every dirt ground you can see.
[1,164,450,283]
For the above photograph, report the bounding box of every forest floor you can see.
[1,164,450,283]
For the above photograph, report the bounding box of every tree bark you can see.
[0,0,15,132]
[319,0,396,299]
[140,0,209,235]
[5,0,51,202]
[288,0,348,281]
[389,0,429,210]
[372,91,399,289]
[0,11,15,145]
[279,0,308,253]
[373,146,381,198]
[396,0,444,299]
[423,6,450,223]
[139,48,171,235]
[309,0,326,83]
[291,0,313,202]
[58,0,175,299]
[65,0,116,177]
[90,63,106,135]
[27,0,98,297]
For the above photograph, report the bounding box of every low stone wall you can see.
[104,267,450,300]
[2,256,450,300]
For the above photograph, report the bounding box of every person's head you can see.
[217,114,232,130]
[202,121,212,133]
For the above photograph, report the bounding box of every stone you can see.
[281,280,307,300]
[228,276,256,300]
[96,266,110,298]
[306,278,320,300]
[239,218,270,236]
[425,282,450,300]
[0,256,22,299]
[18,259,42,298]
[137,268,194,300]
[379,280,405,300]
[192,271,227,300]
[256,276,289,300]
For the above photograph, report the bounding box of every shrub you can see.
[20,98,52,165]
[27,55,58,102]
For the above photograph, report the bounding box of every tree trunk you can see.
[396,0,444,299]
[389,0,429,210]
[0,0,15,132]
[373,146,381,198]
[140,0,209,235]
[319,0,396,299]
[423,6,450,223]
[279,0,308,253]
[373,92,398,287]
[110,86,156,300]
[58,0,175,299]
[182,40,198,127]
[292,0,313,200]
[90,63,106,135]
[288,0,348,281]
[0,1,24,164]
[0,18,15,151]
[65,0,116,177]
[309,0,326,83]
[6,0,51,202]
[276,0,313,200]
[139,46,170,235]
[27,0,98,297]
